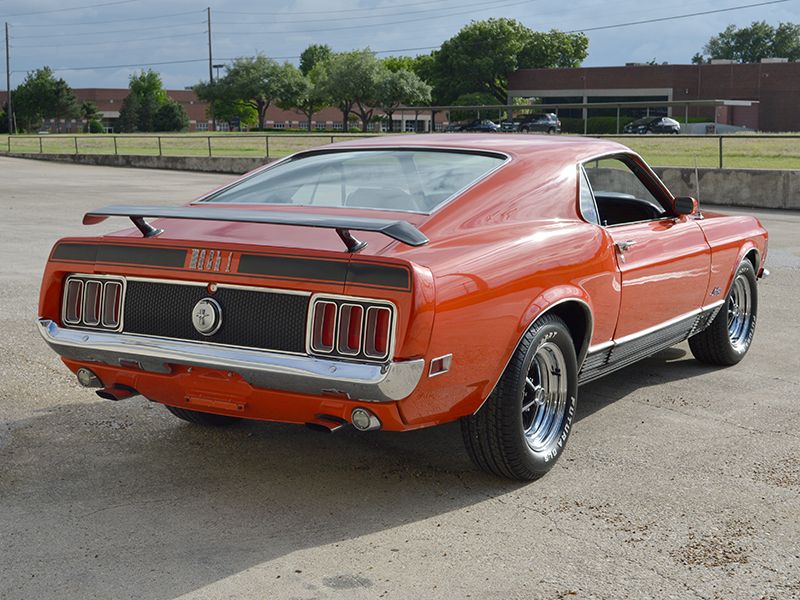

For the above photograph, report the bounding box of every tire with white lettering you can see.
[164,404,242,427]
[461,314,578,480]
[689,260,758,365]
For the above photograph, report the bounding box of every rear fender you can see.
[518,286,594,369]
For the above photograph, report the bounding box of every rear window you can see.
[201,149,506,213]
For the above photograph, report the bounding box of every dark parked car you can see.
[501,113,561,134]
[624,116,681,134]
[460,119,500,132]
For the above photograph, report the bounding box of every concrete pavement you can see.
[1,156,798,600]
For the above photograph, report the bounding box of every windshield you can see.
[202,149,507,213]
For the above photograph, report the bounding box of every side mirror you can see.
[674,196,698,215]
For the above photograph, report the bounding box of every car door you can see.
[583,156,711,340]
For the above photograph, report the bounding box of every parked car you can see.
[501,113,561,134]
[37,134,768,480]
[623,116,681,134]
[459,119,500,132]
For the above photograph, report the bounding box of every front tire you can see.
[461,314,578,480]
[689,260,758,365]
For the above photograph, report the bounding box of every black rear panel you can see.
[123,281,308,353]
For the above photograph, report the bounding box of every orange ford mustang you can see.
[37,134,768,480]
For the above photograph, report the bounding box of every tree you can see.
[378,68,432,131]
[276,62,330,131]
[119,69,168,132]
[300,43,332,76]
[693,21,800,64]
[129,69,168,105]
[12,67,81,132]
[195,54,287,130]
[49,79,81,133]
[80,100,102,122]
[317,48,386,132]
[211,98,258,129]
[431,19,588,105]
[153,100,189,131]
[117,93,140,133]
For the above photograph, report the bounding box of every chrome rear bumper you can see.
[36,319,424,402]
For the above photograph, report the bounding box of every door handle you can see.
[615,240,637,263]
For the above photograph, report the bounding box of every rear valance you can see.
[83,205,429,252]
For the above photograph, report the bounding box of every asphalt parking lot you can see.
[1,155,798,600]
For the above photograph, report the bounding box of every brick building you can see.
[507,60,800,132]
[0,88,440,133]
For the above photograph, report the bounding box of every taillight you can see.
[338,304,363,355]
[311,301,337,353]
[62,275,124,331]
[365,307,391,359]
[64,279,83,324]
[102,281,122,327]
[84,280,102,326]
[309,296,394,361]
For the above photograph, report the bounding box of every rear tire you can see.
[461,314,578,480]
[164,404,242,427]
[689,260,758,365]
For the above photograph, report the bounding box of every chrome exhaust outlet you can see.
[351,408,382,432]
[96,386,139,401]
[305,414,347,433]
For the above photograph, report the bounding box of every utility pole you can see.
[207,7,215,132]
[5,23,11,135]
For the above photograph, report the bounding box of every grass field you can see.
[2,132,800,169]
[0,133,368,160]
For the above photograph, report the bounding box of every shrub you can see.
[153,100,190,132]
[83,120,104,134]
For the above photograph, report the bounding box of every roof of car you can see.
[317,133,629,165]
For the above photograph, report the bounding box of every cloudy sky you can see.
[2,0,798,91]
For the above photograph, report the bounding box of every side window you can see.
[579,167,600,225]
[582,157,668,226]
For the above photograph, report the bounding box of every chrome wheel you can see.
[689,260,758,366]
[522,342,568,452]
[461,314,578,480]
[727,272,753,351]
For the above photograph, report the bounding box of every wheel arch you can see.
[519,289,594,372]
[727,244,762,294]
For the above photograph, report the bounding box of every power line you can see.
[10,21,207,40]
[215,0,538,34]
[0,0,139,19]
[571,0,792,33]
[7,10,203,29]
[13,30,207,48]
[219,0,530,23]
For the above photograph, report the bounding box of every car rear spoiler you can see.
[83,205,429,252]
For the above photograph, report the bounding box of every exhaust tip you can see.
[96,385,139,401]
[76,367,103,388]
[305,414,347,433]
[351,408,382,432]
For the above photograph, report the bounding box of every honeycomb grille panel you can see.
[123,281,308,353]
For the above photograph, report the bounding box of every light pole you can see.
[212,64,223,132]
